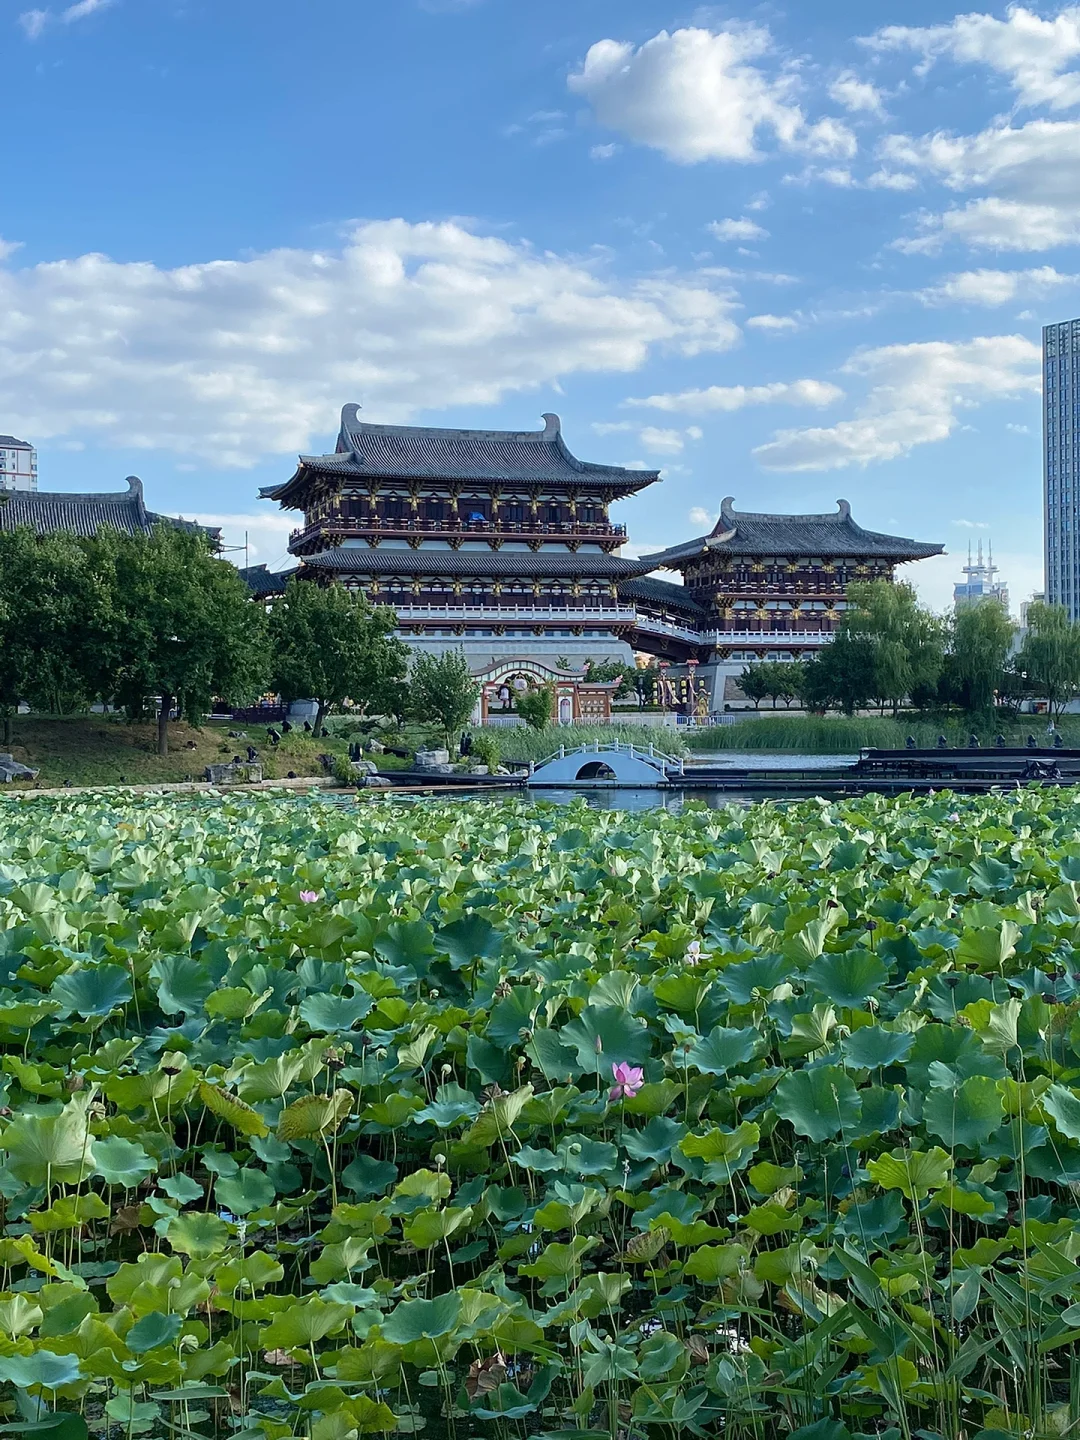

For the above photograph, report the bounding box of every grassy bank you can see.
[690,712,1080,753]
[4,715,358,787]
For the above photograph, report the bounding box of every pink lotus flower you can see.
[609,1062,644,1102]
[299,890,320,904]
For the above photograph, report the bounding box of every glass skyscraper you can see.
[1045,317,1080,618]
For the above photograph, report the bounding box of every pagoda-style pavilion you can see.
[261,406,659,670]
[639,498,943,708]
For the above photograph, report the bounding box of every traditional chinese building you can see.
[0,475,219,543]
[260,405,658,670]
[259,410,945,714]
[639,498,943,709]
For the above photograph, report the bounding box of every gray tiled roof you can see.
[0,436,32,449]
[263,405,660,501]
[300,546,647,579]
[618,576,707,617]
[0,477,219,541]
[643,498,944,567]
[239,564,295,597]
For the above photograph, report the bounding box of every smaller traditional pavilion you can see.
[640,497,943,709]
[0,476,219,543]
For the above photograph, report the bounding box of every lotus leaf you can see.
[298,990,374,1034]
[262,1298,353,1349]
[5,786,1080,1439]
[922,1075,1004,1149]
[49,965,132,1019]
[0,1095,97,1186]
[93,1136,156,1188]
[166,1212,230,1260]
[0,1350,81,1390]
[773,1065,861,1141]
[125,1310,182,1353]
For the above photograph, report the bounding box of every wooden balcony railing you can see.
[288,517,627,549]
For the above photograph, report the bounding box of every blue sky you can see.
[3,0,1075,608]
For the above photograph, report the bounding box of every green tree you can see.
[952,599,1016,714]
[1017,601,1080,720]
[409,650,480,750]
[514,683,555,730]
[800,631,877,715]
[844,580,945,714]
[580,659,632,698]
[739,661,806,710]
[737,663,772,710]
[96,527,269,755]
[269,578,408,739]
[0,530,112,744]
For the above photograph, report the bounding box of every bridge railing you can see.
[529,738,686,776]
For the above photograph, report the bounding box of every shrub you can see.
[470,731,501,770]
[514,683,555,730]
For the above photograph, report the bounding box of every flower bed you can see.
[0,789,1079,1439]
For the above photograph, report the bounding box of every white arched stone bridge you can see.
[526,740,685,788]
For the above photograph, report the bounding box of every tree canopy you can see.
[99,527,269,754]
[268,578,408,737]
[409,650,480,749]
[1018,601,1080,720]
[950,599,1016,714]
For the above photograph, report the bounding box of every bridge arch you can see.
[527,741,682,788]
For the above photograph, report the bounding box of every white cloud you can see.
[919,264,1076,305]
[689,506,715,526]
[829,71,886,116]
[885,118,1080,252]
[625,377,843,414]
[567,25,855,165]
[746,313,799,332]
[709,217,769,241]
[953,518,991,529]
[189,513,296,572]
[753,334,1040,471]
[590,143,620,160]
[867,169,917,190]
[866,6,1080,111]
[0,219,741,466]
[62,0,112,19]
[18,9,48,36]
[593,420,701,454]
[19,0,111,37]
[638,426,689,455]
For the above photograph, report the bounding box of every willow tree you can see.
[1018,602,1080,720]
[952,599,1015,714]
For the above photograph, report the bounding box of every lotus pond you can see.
[4,791,1080,1440]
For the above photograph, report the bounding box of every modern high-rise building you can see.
[0,435,37,491]
[954,539,1009,614]
[1044,318,1080,617]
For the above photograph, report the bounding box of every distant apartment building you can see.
[954,539,1009,615]
[1044,318,1080,618]
[0,435,37,491]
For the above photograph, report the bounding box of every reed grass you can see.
[688,712,1080,753]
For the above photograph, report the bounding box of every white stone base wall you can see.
[399,633,636,669]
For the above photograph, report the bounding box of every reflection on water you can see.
[314,752,864,812]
